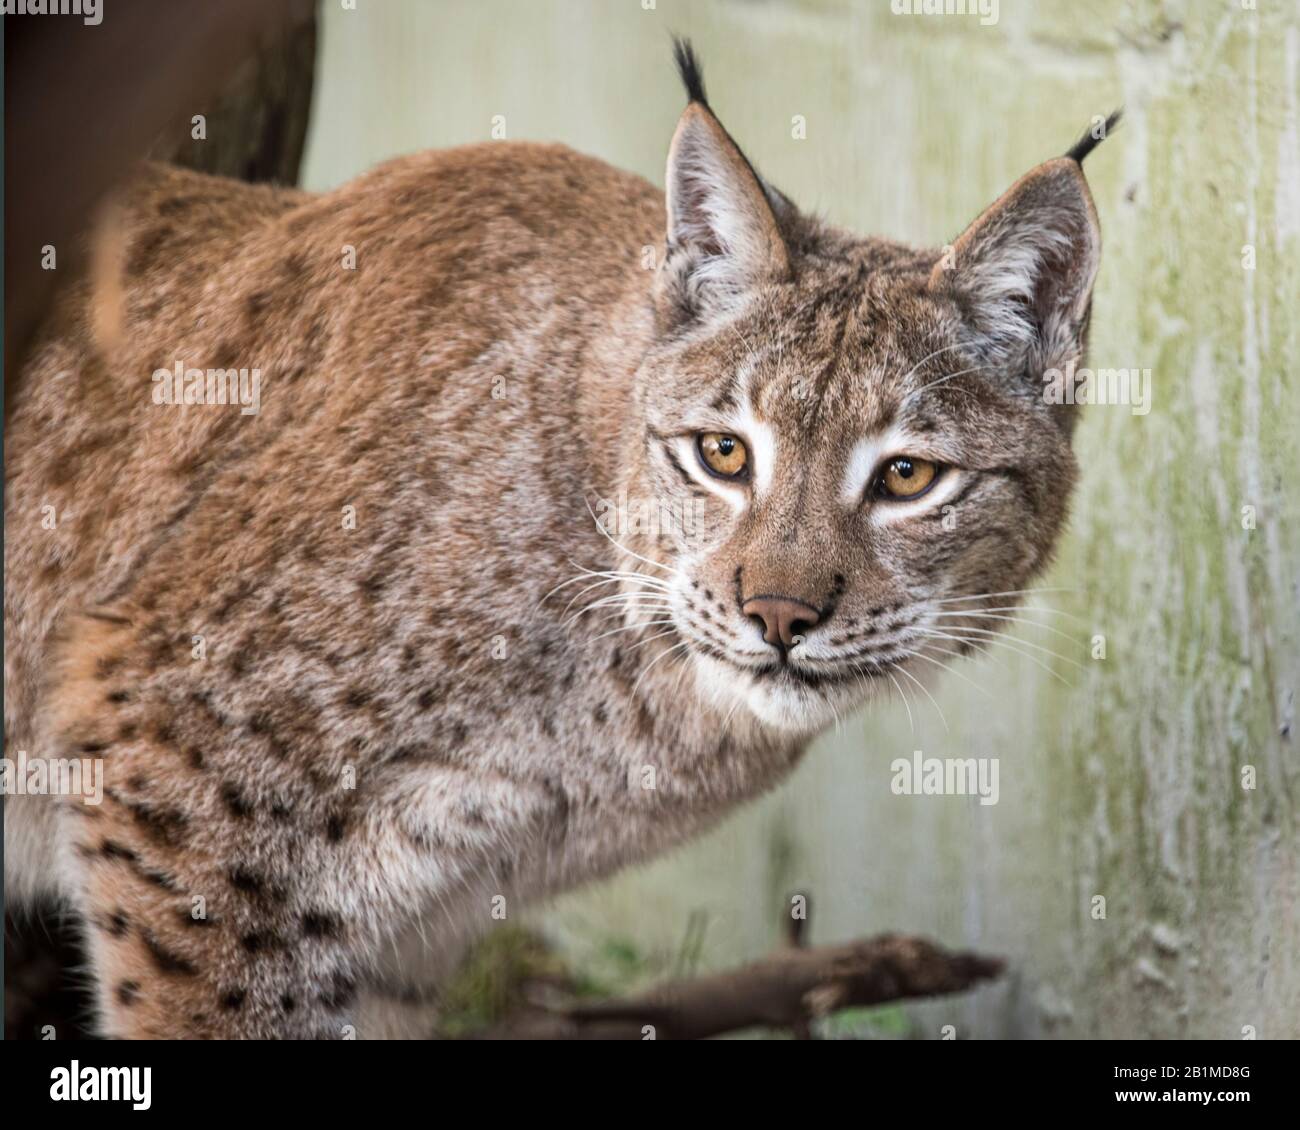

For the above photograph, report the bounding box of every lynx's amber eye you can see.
[877,457,938,499]
[697,433,749,479]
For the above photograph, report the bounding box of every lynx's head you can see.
[614,42,1114,734]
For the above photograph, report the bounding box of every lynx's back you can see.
[5,144,663,903]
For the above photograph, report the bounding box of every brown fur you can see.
[4,60,1106,1037]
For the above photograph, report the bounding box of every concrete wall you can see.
[302,0,1299,1038]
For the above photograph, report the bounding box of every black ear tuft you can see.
[1066,108,1123,163]
[672,36,708,107]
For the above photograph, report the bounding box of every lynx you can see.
[4,42,1114,1038]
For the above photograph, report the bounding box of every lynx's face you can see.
[635,275,1080,732]
[618,47,1104,733]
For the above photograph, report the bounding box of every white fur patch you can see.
[736,395,777,498]
[839,427,898,506]
[689,652,848,735]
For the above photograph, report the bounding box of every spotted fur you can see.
[4,45,1110,1037]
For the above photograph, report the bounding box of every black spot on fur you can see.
[301,911,342,939]
[342,687,371,710]
[142,931,197,976]
[386,744,425,763]
[359,571,387,600]
[189,688,233,729]
[632,700,656,741]
[221,988,247,1011]
[124,799,189,848]
[542,775,571,841]
[280,993,297,1013]
[240,931,277,954]
[136,864,181,892]
[106,910,130,937]
[211,339,242,370]
[229,866,264,895]
[321,973,357,1010]
[100,840,138,862]
[325,813,347,843]
[222,782,252,818]
[117,980,140,1006]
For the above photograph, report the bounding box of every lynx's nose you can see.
[742,596,821,650]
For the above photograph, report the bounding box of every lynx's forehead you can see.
[728,280,967,432]
[739,334,952,447]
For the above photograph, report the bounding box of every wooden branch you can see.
[478,933,1004,1040]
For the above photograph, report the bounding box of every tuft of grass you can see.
[436,925,567,1036]
[815,1004,913,1040]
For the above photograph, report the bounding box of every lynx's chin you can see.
[690,652,878,735]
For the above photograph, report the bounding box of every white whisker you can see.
[630,640,691,700]
[562,577,672,617]
[927,611,1083,646]
[589,619,676,643]
[886,669,915,736]
[928,588,1078,604]
[895,661,949,734]
[919,629,1073,686]
[585,496,687,580]
[931,603,1086,624]
[542,565,672,605]
[904,647,994,701]
[897,342,970,385]
[569,592,674,617]
[901,363,986,405]
[927,624,1087,671]
[627,627,682,652]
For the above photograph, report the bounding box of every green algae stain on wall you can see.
[303,0,1299,1036]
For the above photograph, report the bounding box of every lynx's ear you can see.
[929,155,1103,379]
[656,40,789,326]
